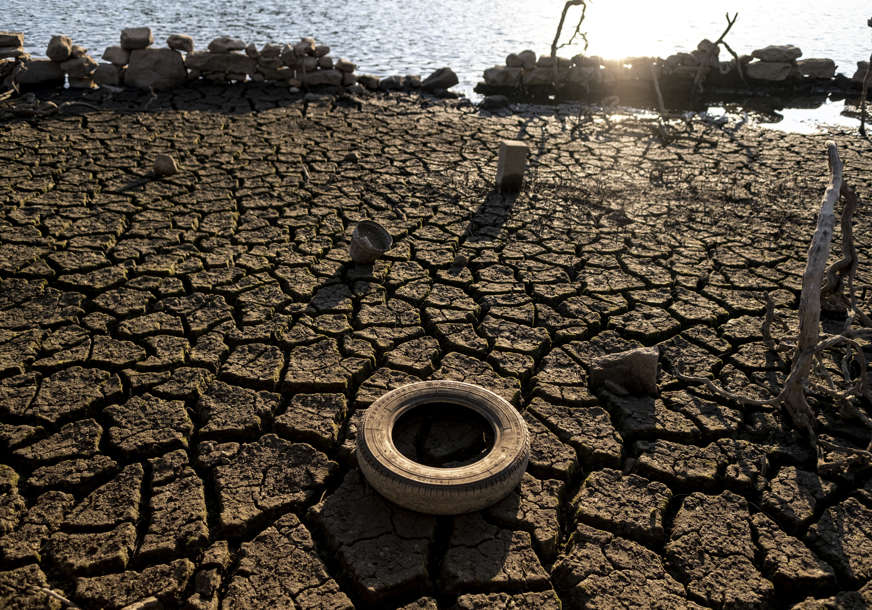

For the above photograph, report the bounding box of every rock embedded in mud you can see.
[153,153,179,177]
[589,346,659,396]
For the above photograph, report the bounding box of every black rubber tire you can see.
[356,380,529,515]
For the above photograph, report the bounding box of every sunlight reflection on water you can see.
[6,0,871,130]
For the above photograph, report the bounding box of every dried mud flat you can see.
[0,84,871,609]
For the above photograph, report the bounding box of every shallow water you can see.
[7,0,872,130]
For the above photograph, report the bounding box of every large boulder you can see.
[0,32,23,47]
[125,48,187,90]
[422,66,458,91]
[751,45,802,62]
[185,51,256,75]
[46,35,72,62]
[483,66,522,88]
[745,60,794,81]
[12,59,64,87]
[797,58,835,79]
[208,36,245,53]
[102,46,129,66]
[167,34,194,53]
[121,27,153,50]
[301,69,342,87]
[59,55,97,78]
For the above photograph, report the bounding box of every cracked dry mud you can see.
[0,83,871,609]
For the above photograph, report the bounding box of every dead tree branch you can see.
[679,142,848,447]
[551,1,588,96]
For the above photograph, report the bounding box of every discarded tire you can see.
[356,380,529,515]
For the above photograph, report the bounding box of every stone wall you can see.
[477,41,872,103]
[0,28,459,95]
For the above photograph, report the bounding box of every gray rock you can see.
[299,56,318,72]
[315,44,330,57]
[797,58,835,78]
[59,55,97,78]
[208,36,245,53]
[317,55,333,69]
[0,47,27,60]
[522,67,554,87]
[167,34,194,53]
[746,60,794,81]
[589,346,659,396]
[0,32,23,48]
[46,35,72,62]
[517,49,536,70]
[341,71,356,86]
[294,39,315,56]
[379,74,405,91]
[506,52,523,67]
[185,51,256,75]
[120,27,153,50]
[404,74,421,88]
[245,42,258,58]
[125,48,186,90]
[93,62,122,86]
[357,74,380,90]
[853,61,871,85]
[102,45,129,66]
[422,66,458,91]
[335,57,355,73]
[752,44,802,62]
[484,65,522,88]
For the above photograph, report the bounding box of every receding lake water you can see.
[7,0,872,129]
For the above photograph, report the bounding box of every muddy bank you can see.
[0,88,870,609]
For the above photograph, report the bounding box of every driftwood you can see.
[677,142,872,448]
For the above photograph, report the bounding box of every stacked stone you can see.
[743,45,803,82]
[44,35,100,88]
[0,32,27,87]
[92,28,188,91]
[482,50,600,91]
[0,31,27,61]
[852,61,871,87]
[184,36,357,88]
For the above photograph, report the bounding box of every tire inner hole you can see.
[392,402,495,468]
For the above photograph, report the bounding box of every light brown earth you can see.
[0,84,871,609]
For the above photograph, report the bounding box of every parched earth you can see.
[1,84,871,609]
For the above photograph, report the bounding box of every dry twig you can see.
[679,143,856,447]
[550,1,588,96]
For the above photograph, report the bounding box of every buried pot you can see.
[349,220,392,264]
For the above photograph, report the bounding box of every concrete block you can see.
[496,140,528,192]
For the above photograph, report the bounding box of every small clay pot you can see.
[349,220,392,264]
